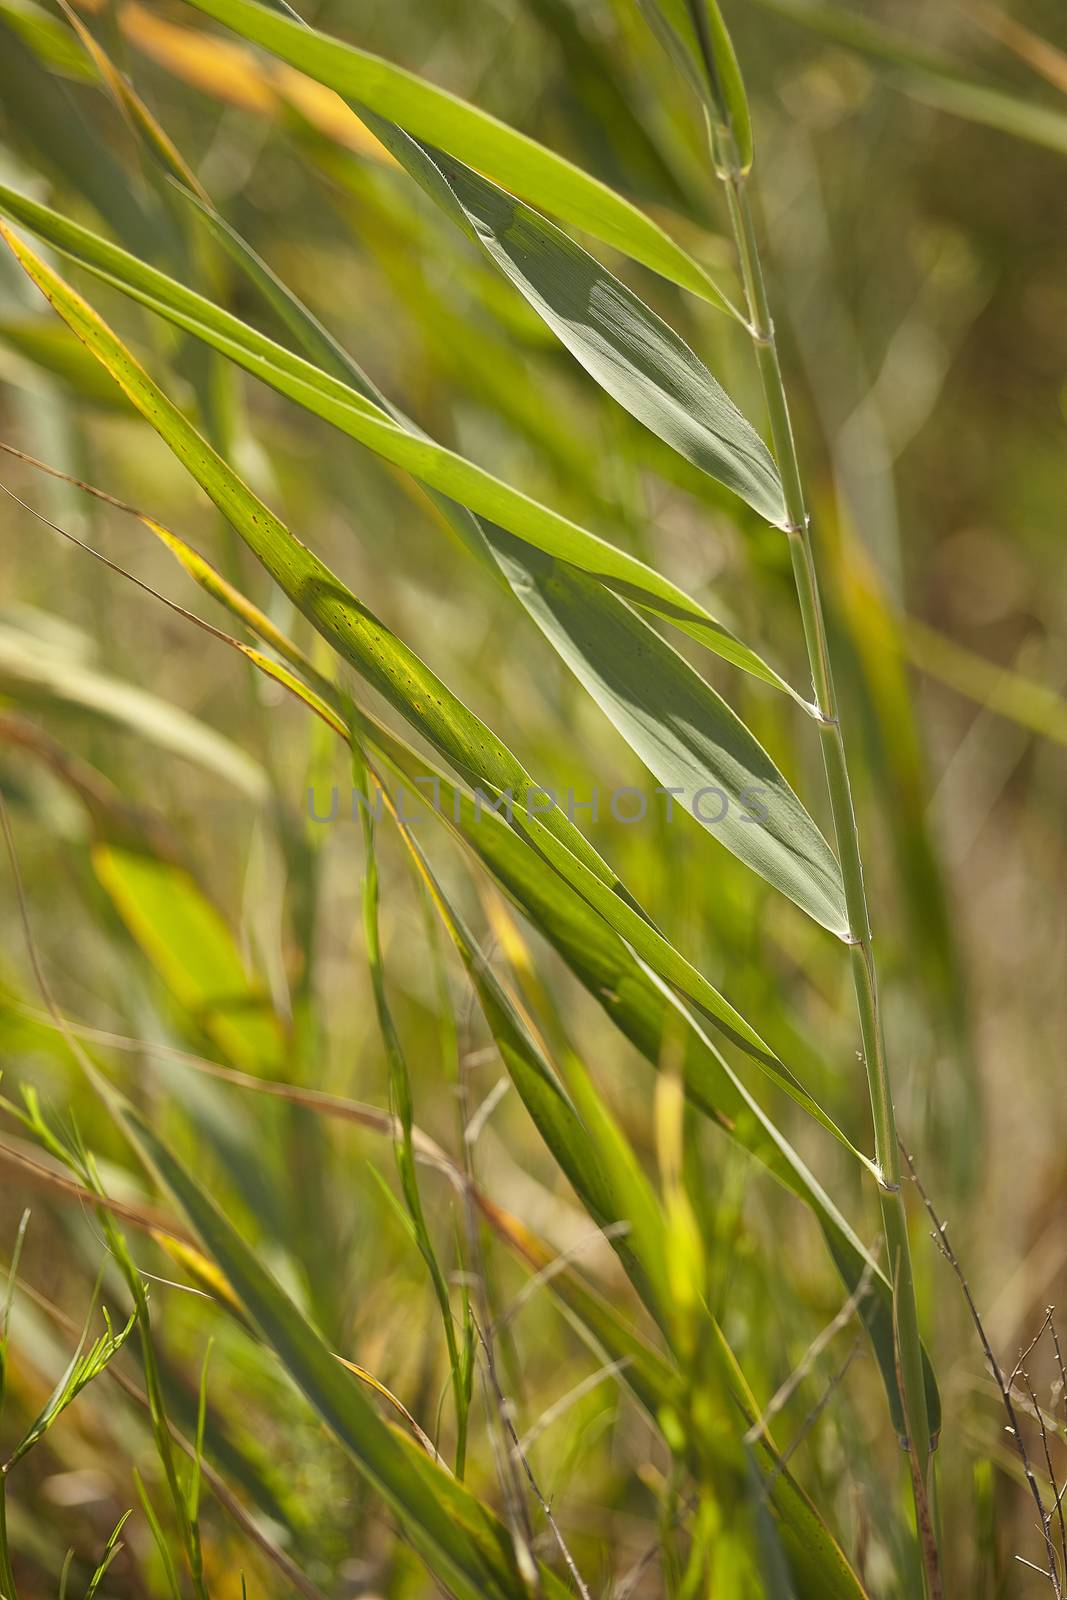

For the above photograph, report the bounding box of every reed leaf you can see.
[310,118,786,523]
[0,183,776,665]
[637,0,753,169]
[0,216,636,899]
[0,191,853,934]
[177,0,728,302]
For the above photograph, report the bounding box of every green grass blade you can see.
[393,808,675,1330]
[398,825,869,1596]
[394,808,865,1597]
[0,217,634,904]
[638,1,753,170]
[5,431,842,1148]
[490,1208,868,1600]
[362,730,939,1442]
[7,1305,136,1467]
[0,181,782,667]
[0,0,94,80]
[487,542,847,934]
[0,192,848,932]
[0,455,855,1167]
[348,735,471,1476]
[267,638,859,1162]
[693,0,754,171]
[0,615,267,801]
[343,120,785,523]
[179,192,844,937]
[16,464,935,1442]
[177,0,725,301]
[92,844,286,1076]
[177,186,797,692]
[175,193,843,936]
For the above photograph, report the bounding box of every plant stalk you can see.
[716,143,935,1501]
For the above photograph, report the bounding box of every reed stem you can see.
[714,131,935,1540]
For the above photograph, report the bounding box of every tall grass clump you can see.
[1,0,1065,1596]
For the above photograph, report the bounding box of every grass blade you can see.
[0,215,635,902]
[175,186,797,694]
[0,192,849,932]
[346,120,784,520]
[92,844,286,1076]
[638,0,753,170]
[4,447,937,1440]
[0,614,267,802]
[0,181,779,663]
[177,0,726,301]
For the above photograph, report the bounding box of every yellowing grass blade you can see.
[0,182,762,666]
[0,216,635,905]
[0,191,856,936]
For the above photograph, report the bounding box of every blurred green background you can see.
[0,0,1064,1594]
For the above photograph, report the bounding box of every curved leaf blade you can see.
[353,121,785,524]
[176,0,726,301]
[11,459,933,1443]
[167,190,841,932]
[489,537,847,934]
[0,214,645,911]
[638,0,753,170]
[0,182,791,665]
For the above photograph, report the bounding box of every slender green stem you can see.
[716,141,935,1506]
[0,1471,17,1600]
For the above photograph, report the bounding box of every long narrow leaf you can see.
[0,190,851,934]
[0,182,779,663]
[2,445,937,1441]
[179,194,845,939]
[0,216,636,906]
[177,188,798,694]
[323,119,785,523]
[177,0,728,301]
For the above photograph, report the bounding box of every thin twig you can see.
[465,1077,510,1146]
[451,980,541,1594]
[1049,1318,1067,1576]
[5,995,454,1172]
[492,1221,631,1337]
[1010,1307,1055,1389]
[889,1250,943,1600]
[610,1491,696,1600]
[901,1140,1063,1596]
[516,1357,631,1456]
[762,1336,863,1494]
[1026,1367,1067,1590]
[0,1136,191,1243]
[473,1318,592,1600]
